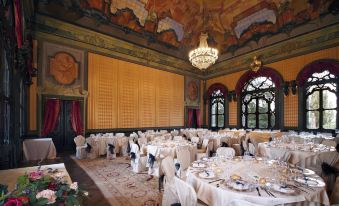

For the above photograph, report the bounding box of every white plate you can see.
[226,180,251,191]
[198,171,215,179]
[303,168,315,176]
[295,177,325,187]
[270,183,295,194]
[192,162,206,168]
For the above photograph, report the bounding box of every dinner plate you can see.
[269,183,295,194]
[225,180,252,191]
[198,171,215,179]
[302,168,315,176]
[295,177,325,187]
[192,162,206,168]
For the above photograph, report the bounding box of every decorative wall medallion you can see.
[50,52,78,85]
[185,76,200,107]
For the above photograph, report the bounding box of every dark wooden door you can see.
[47,100,76,152]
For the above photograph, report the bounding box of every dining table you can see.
[186,156,330,206]
[22,138,57,161]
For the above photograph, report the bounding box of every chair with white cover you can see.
[162,156,179,206]
[216,147,235,158]
[191,136,200,144]
[130,143,147,173]
[322,139,337,147]
[174,176,197,206]
[147,145,160,177]
[115,133,125,137]
[138,136,148,155]
[196,139,212,160]
[176,146,191,179]
[106,137,117,160]
[74,135,87,159]
[171,130,179,137]
[120,136,129,156]
[86,136,99,159]
[242,140,248,153]
[248,143,256,156]
[173,136,183,141]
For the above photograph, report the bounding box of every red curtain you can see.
[70,100,83,135]
[13,0,23,48]
[187,109,193,128]
[41,99,61,136]
[196,109,201,128]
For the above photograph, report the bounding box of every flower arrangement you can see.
[0,168,88,206]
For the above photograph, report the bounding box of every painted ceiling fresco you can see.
[37,0,338,63]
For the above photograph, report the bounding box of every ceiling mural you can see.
[37,0,338,66]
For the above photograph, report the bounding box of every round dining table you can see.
[186,156,329,206]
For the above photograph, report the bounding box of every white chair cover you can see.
[130,143,147,173]
[242,140,248,152]
[147,145,160,176]
[216,147,235,158]
[86,136,99,159]
[115,133,125,137]
[191,136,200,144]
[119,137,129,156]
[74,135,87,159]
[248,143,256,156]
[176,146,191,178]
[174,176,197,206]
[106,137,117,160]
[161,156,176,183]
[173,136,183,141]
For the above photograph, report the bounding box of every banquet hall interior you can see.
[0,0,339,205]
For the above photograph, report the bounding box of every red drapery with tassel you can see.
[187,109,193,128]
[196,109,201,128]
[41,99,61,136]
[70,101,83,135]
[13,0,23,48]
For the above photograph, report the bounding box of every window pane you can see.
[306,91,319,110]
[323,110,337,129]
[306,111,319,129]
[218,102,224,114]
[271,114,275,128]
[248,114,256,128]
[211,115,216,127]
[258,99,268,113]
[323,90,337,109]
[270,101,275,111]
[218,115,224,127]
[211,103,217,114]
[242,104,246,112]
[259,114,268,128]
[242,114,246,127]
[248,99,256,113]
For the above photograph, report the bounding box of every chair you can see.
[161,156,179,206]
[322,139,337,147]
[115,133,125,137]
[197,140,214,160]
[74,135,87,159]
[248,143,256,156]
[130,143,147,173]
[119,137,129,156]
[191,136,200,144]
[147,145,160,177]
[173,136,183,141]
[174,176,197,206]
[242,140,248,152]
[216,147,235,158]
[86,136,99,159]
[106,137,116,160]
[138,136,148,155]
[176,146,191,179]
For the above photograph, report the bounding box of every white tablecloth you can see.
[0,163,71,191]
[23,138,57,161]
[186,158,329,206]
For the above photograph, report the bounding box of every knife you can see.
[208,178,223,184]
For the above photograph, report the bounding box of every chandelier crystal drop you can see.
[189,33,218,70]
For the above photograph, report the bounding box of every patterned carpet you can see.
[72,156,161,206]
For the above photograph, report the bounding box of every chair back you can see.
[173,136,183,141]
[115,133,125,137]
[74,135,86,146]
[161,156,176,183]
[174,176,197,206]
[248,143,256,156]
[191,136,200,144]
[216,147,235,158]
[176,147,191,170]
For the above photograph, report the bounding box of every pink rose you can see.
[36,189,56,204]
[29,171,43,181]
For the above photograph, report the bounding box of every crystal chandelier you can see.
[189,33,218,70]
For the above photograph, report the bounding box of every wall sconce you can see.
[291,80,297,95]
[228,91,237,102]
[283,81,289,96]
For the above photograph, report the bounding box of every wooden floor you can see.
[19,152,111,206]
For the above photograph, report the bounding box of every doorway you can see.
[43,98,83,152]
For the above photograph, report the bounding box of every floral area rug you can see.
[72,156,161,206]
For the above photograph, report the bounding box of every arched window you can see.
[207,83,227,130]
[297,61,339,131]
[236,67,283,129]
[241,77,276,129]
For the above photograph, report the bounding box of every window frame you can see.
[303,71,339,132]
[240,76,278,129]
[209,89,226,130]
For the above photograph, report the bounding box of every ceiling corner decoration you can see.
[36,0,338,76]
